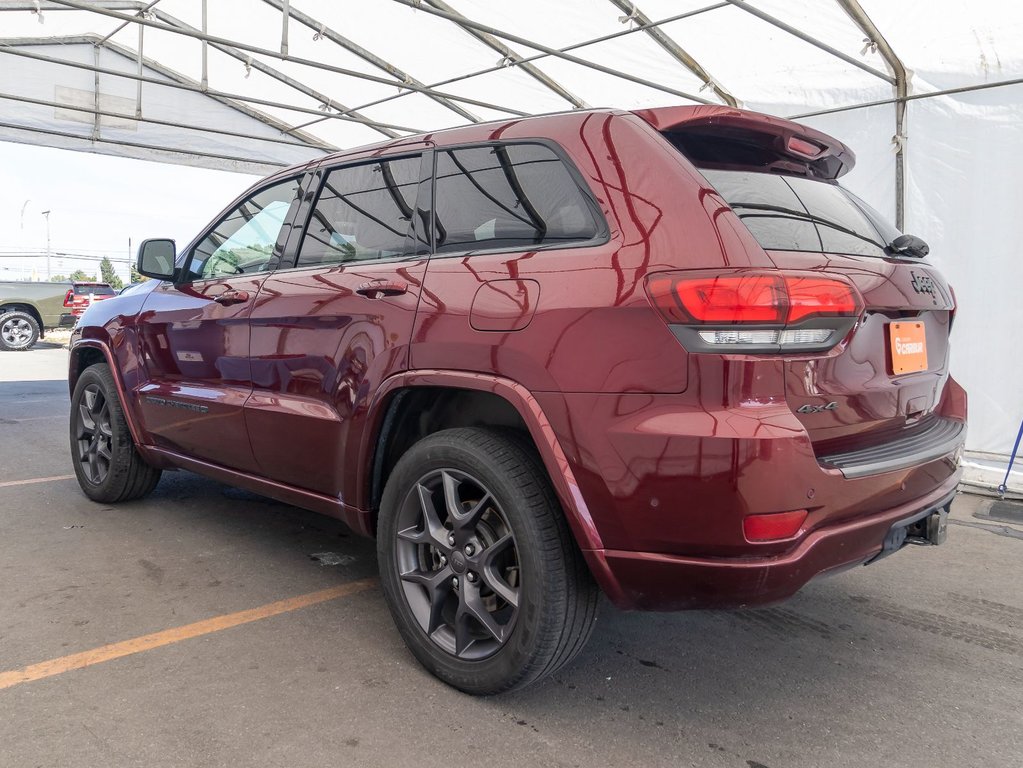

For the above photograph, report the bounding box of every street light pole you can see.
[41,210,51,281]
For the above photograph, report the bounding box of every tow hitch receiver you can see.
[870,498,952,564]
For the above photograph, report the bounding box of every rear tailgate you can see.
[640,105,963,470]
[769,250,956,454]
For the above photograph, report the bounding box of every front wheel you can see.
[377,428,598,695]
[0,310,40,351]
[70,363,161,503]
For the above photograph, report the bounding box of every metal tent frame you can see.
[1,0,1021,220]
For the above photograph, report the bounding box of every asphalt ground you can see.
[1,344,1021,768]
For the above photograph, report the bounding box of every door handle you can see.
[212,289,251,306]
[355,280,409,299]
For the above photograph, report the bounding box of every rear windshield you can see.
[74,284,116,296]
[701,169,900,258]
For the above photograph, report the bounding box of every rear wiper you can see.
[886,234,930,258]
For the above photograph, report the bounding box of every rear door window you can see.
[433,143,600,255]
[703,169,892,257]
[296,155,425,267]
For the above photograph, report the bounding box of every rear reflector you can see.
[743,510,808,542]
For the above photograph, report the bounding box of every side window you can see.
[185,177,301,281]
[433,143,600,255]
[296,154,423,267]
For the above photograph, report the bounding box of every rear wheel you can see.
[377,427,598,695]
[70,363,161,502]
[0,310,40,351]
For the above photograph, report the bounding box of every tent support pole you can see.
[200,0,207,91]
[835,0,908,229]
[280,0,289,56]
[135,14,142,117]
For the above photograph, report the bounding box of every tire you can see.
[0,310,40,351]
[70,363,161,503]
[377,427,599,695]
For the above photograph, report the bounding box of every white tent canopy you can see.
[1,0,1021,485]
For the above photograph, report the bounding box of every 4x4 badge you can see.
[797,402,839,414]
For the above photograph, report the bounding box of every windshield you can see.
[702,169,900,258]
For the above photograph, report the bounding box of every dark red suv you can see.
[69,106,966,694]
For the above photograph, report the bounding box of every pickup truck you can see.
[0,281,116,351]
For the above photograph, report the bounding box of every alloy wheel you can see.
[75,384,114,484]
[394,468,520,660]
[1,317,33,348]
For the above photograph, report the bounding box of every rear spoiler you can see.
[633,105,855,180]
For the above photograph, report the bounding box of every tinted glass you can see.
[74,285,116,296]
[704,169,897,257]
[186,177,301,281]
[297,155,422,267]
[433,144,599,254]
[702,170,821,252]
[786,176,887,257]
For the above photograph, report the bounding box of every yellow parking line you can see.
[0,579,377,691]
[0,474,76,488]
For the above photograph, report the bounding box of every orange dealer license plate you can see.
[888,321,928,374]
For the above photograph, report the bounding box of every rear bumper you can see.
[586,472,960,610]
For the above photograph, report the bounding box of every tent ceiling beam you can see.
[39,0,536,119]
[260,0,481,123]
[723,0,894,85]
[96,0,160,44]
[606,0,738,107]
[0,117,290,168]
[420,0,589,109]
[323,3,728,135]
[391,0,718,105]
[0,89,331,150]
[835,0,908,228]
[788,75,1023,119]
[0,40,421,136]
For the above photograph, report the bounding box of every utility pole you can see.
[41,210,51,281]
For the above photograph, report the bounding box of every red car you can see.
[62,281,117,324]
[69,106,966,694]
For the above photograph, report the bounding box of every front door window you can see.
[183,177,301,281]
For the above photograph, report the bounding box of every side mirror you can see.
[137,238,177,280]
[888,233,930,259]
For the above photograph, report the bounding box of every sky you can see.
[0,140,259,283]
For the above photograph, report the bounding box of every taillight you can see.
[646,271,863,353]
[63,289,74,308]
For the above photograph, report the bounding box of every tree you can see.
[49,274,68,282]
[68,269,97,282]
[99,257,124,290]
[129,263,149,284]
